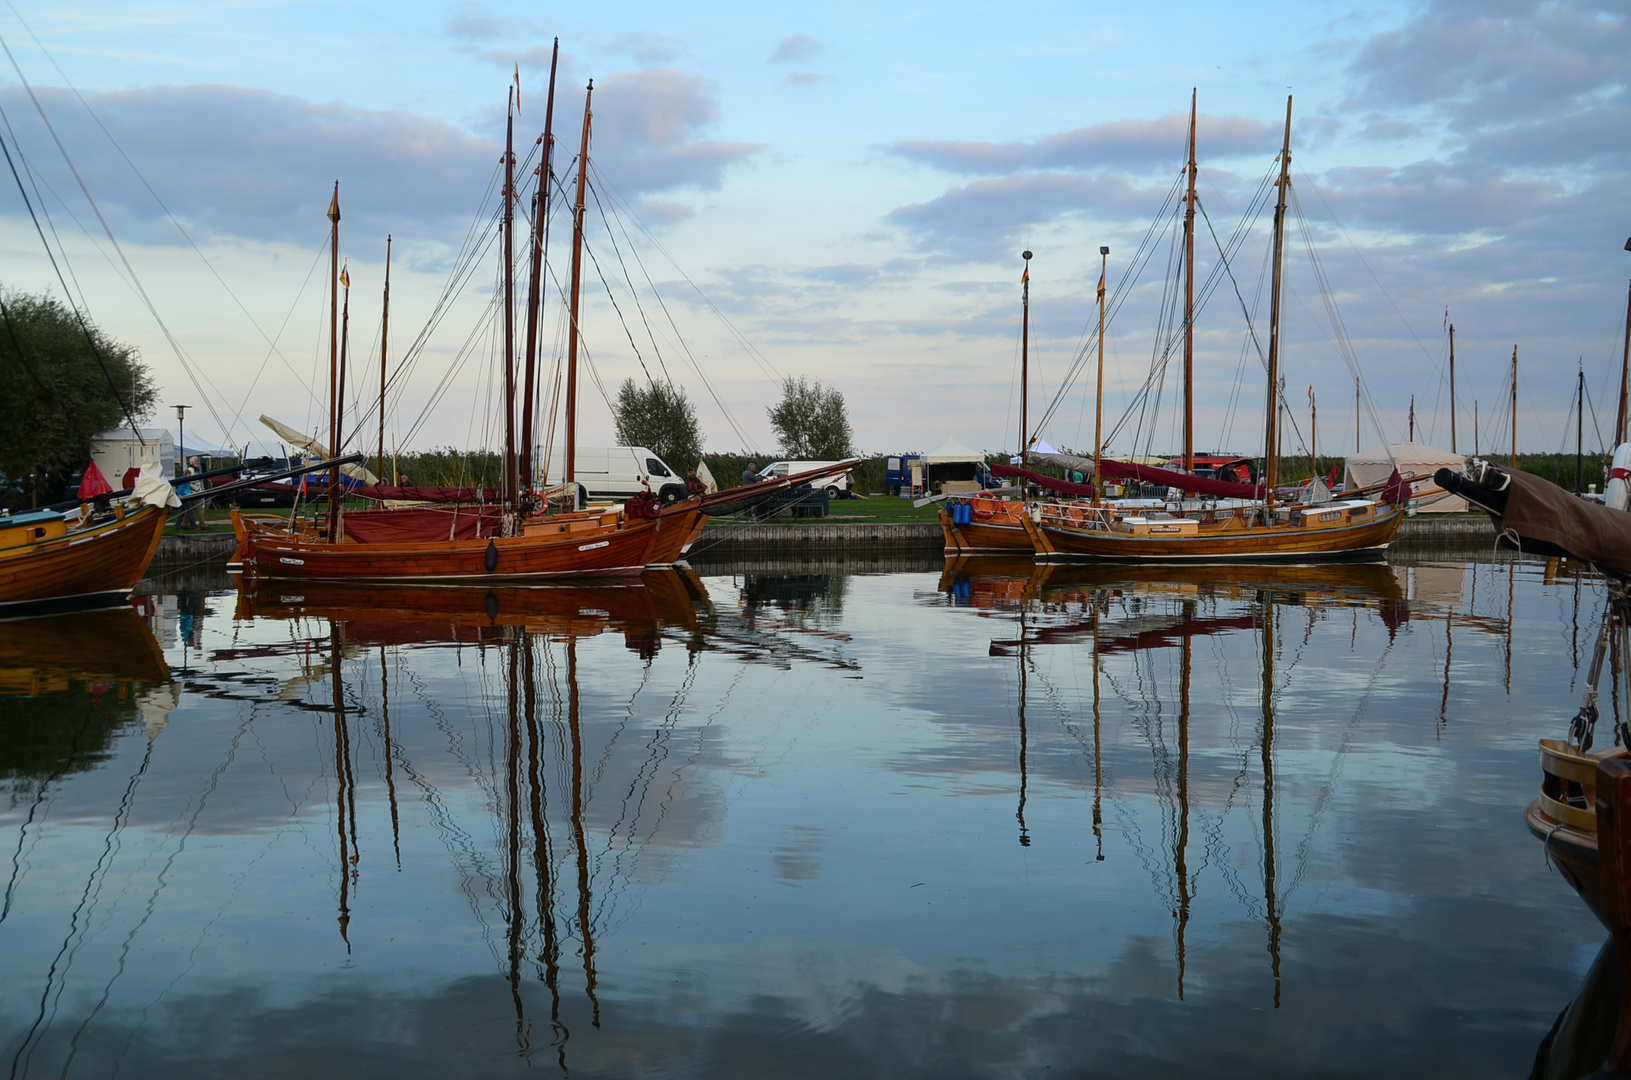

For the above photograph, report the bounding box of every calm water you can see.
[0,552,1609,1077]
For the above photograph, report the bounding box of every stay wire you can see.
[0,115,143,439]
[0,31,234,446]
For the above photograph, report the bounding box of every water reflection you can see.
[0,555,1608,1076]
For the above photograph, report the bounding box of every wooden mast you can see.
[379,235,391,481]
[1095,246,1107,501]
[503,88,518,508]
[1510,344,1518,467]
[1308,386,1317,480]
[1448,321,1456,453]
[519,38,559,501]
[1617,260,1631,445]
[1263,96,1292,510]
[326,182,340,541]
[1182,89,1197,472]
[565,81,593,490]
[1021,250,1032,465]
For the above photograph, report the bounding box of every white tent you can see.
[1344,442,1467,512]
[925,438,985,464]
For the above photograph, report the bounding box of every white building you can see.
[90,427,173,486]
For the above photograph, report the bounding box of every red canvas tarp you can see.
[341,506,502,543]
[992,460,1264,499]
[353,485,497,504]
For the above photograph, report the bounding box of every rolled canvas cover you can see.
[1345,442,1466,512]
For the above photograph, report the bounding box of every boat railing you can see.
[1038,502,1115,532]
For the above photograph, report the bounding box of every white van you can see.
[758,461,851,498]
[541,446,687,505]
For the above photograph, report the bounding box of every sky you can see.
[0,0,1626,462]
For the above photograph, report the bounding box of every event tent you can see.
[1344,442,1467,512]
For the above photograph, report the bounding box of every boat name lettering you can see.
[279,557,306,566]
[577,540,610,551]
[280,595,305,603]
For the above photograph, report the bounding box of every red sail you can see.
[992,459,1263,499]
[341,506,502,543]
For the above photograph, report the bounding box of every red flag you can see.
[78,460,112,499]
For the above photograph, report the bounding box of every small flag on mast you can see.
[1020,266,1028,285]
[514,64,521,111]
[1096,274,1105,302]
[339,259,350,290]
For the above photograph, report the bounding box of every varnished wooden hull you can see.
[1023,504,1403,563]
[0,504,167,614]
[938,507,1035,556]
[240,513,666,583]
[0,604,170,693]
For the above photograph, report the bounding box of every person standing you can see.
[177,457,202,529]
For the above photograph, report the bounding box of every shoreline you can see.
[151,514,1497,565]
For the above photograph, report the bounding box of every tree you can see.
[613,377,702,470]
[767,375,853,459]
[0,291,156,501]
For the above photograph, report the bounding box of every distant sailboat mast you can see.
[520,39,560,498]
[326,182,341,541]
[1263,96,1292,510]
[1182,90,1197,472]
[565,81,594,489]
[1021,250,1032,466]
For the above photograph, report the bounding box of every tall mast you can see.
[326,182,341,542]
[379,235,391,481]
[1618,263,1631,445]
[1308,386,1317,479]
[1095,246,1108,501]
[503,88,518,507]
[1182,89,1197,472]
[565,81,594,487]
[1448,321,1457,453]
[1354,377,1360,452]
[520,38,559,499]
[1021,250,1032,465]
[1263,96,1292,507]
[1510,344,1518,468]
[1578,361,1586,492]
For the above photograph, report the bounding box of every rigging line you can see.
[386,160,507,400]
[585,173,672,388]
[0,107,97,313]
[588,168,782,385]
[0,282,87,443]
[227,236,331,438]
[586,166,755,449]
[0,116,146,439]
[1297,168,1439,368]
[1034,170,1186,434]
[0,33,236,445]
[6,4,311,384]
[579,227,658,385]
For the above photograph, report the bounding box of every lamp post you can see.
[172,404,189,478]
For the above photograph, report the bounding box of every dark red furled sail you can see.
[992,460,1264,499]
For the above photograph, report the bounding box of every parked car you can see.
[757,461,852,499]
[542,446,688,505]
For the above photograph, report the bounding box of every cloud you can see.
[609,31,680,65]
[443,13,512,41]
[0,84,495,249]
[0,72,756,251]
[780,72,833,87]
[587,69,760,194]
[637,198,696,226]
[890,112,1279,177]
[887,172,1161,257]
[771,33,823,64]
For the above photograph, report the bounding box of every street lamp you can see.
[172,404,189,478]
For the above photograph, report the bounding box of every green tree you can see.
[0,291,155,499]
[767,375,853,459]
[614,377,703,470]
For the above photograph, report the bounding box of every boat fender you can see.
[485,539,498,573]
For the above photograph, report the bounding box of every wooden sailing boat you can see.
[938,252,1041,556]
[237,68,847,584]
[238,78,695,584]
[1021,95,1405,564]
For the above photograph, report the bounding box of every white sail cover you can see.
[132,460,181,509]
[1344,442,1465,512]
[260,415,380,485]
